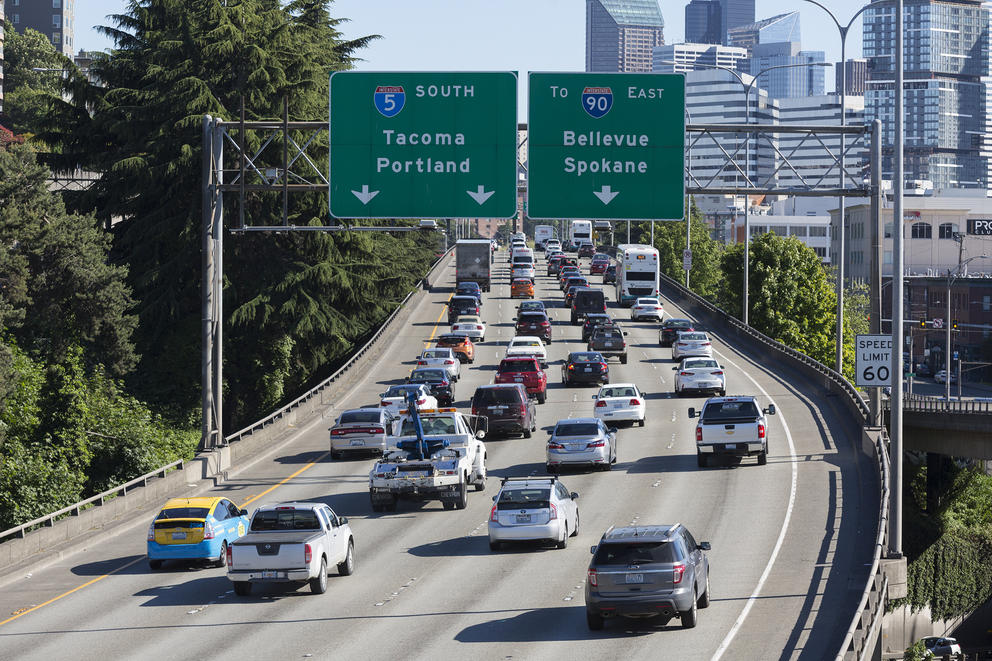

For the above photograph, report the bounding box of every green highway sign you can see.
[526,72,685,220]
[329,71,518,219]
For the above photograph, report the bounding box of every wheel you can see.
[489,539,501,552]
[148,559,163,570]
[537,391,546,404]
[442,501,455,510]
[572,511,580,536]
[371,503,383,513]
[757,449,768,466]
[330,451,341,461]
[718,389,726,397]
[216,542,228,568]
[309,557,328,594]
[680,590,698,628]
[546,464,557,474]
[586,610,605,631]
[620,354,627,364]
[523,427,532,438]
[556,524,568,549]
[474,475,486,492]
[480,336,485,343]
[233,581,251,596]
[698,571,711,608]
[385,496,398,512]
[456,480,468,509]
[337,539,355,576]
[638,418,645,427]
[697,453,707,468]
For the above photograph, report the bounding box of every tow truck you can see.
[368,392,488,512]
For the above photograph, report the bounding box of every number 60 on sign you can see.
[855,334,893,387]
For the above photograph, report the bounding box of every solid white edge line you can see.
[709,346,798,661]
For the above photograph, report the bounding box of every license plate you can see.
[515,515,531,523]
[261,570,281,579]
[583,367,591,372]
[568,444,583,450]
[725,443,737,450]
[605,342,615,347]
[625,573,644,584]
[514,378,524,382]
[171,532,187,540]
[350,439,365,446]
[493,406,506,412]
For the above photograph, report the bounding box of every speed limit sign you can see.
[855,335,893,387]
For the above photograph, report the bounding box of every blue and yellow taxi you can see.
[146,497,250,570]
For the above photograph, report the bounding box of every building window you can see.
[911,222,932,239]
[53,15,61,26]
[884,222,893,238]
[53,0,61,7]
[52,32,60,44]
[984,295,991,312]
[809,226,827,237]
[12,14,19,24]
[938,222,958,239]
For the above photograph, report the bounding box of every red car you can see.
[590,254,610,274]
[494,357,548,404]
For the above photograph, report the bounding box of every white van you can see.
[511,246,534,268]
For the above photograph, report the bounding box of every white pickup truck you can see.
[689,396,776,467]
[369,408,488,512]
[226,502,355,596]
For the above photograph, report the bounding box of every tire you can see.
[680,590,698,628]
[442,501,455,510]
[758,449,768,466]
[697,453,707,468]
[474,475,486,492]
[371,503,383,513]
[216,542,228,568]
[556,524,568,549]
[572,511,580,536]
[523,427,532,438]
[337,540,355,576]
[587,610,605,631]
[148,559,163,570]
[698,571,711,608]
[620,354,627,364]
[489,539,501,552]
[537,391,546,404]
[718,389,726,397]
[309,557,327,594]
[456,480,468,509]
[330,451,341,461]
[638,418,645,427]
[547,464,557,474]
[233,581,251,596]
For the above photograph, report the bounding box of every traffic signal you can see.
[919,319,926,328]
[952,319,959,329]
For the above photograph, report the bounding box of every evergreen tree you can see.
[0,22,75,138]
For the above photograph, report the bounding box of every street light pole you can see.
[946,255,989,400]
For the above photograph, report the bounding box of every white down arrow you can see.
[467,185,494,205]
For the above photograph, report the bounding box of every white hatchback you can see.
[591,383,646,426]
[630,297,663,321]
[673,357,726,397]
[672,331,713,360]
[505,336,548,367]
[415,347,461,381]
[511,264,536,282]
[488,477,579,551]
[378,384,438,416]
[451,315,486,341]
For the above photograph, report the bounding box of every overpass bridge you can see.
[883,397,992,459]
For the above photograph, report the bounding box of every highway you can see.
[0,250,877,660]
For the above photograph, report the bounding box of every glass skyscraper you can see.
[727,12,801,51]
[720,0,755,45]
[586,0,665,72]
[685,0,722,45]
[864,0,991,189]
[749,42,826,99]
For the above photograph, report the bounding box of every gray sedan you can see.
[546,418,617,472]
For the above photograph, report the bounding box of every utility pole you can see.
[890,0,905,558]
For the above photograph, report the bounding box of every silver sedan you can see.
[673,357,726,397]
[546,418,617,472]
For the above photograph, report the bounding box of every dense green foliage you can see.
[893,458,992,621]
[841,281,871,383]
[717,233,836,365]
[0,22,76,138]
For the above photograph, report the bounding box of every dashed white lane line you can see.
[374,577,418,607]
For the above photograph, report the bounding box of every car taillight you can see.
[540,321,550,327]
[418,360,427,365]
[758,423,766,439]
[673,563,686,584]
[549,503,558,520]
[695,426,703,442]
[711,371,724,376]
[418,398,426,405]
[445,359,455,364]
[381,400,389,406]
[599,362,608,370]
[147,523,155,541]
[490,505,498,522]
[331,429,345,436]
[678,342,687,347]
[520,404,528,415]
[588,568,599,586]
[629,398,641,406]
[587,440,606,448]
[203,521,215,540]
[680,371,692,377]
[226,543,233,566]
[370,427,384,434]
[568,364,575,370]
[304,543,312,564]
[472,406,478,415]
[702,342,711,346]
[548,442,565,449]
[602,304,607,311]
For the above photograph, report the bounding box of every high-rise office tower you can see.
[835,59,867,95]
[749,42,825,99]
[3,0,75,57]
[726,12,800,51]
[685,0,722,45]
[720,0,755,44]
[865,0,991,189]
[586,0,665,73]
[653,43,748,74]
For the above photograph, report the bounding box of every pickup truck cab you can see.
[495,356,548,404]
[227,502,355,596]
[689,397,775,467]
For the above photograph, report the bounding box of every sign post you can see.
[527,72,685,220]
[329,72,518,219]
[856,334,893,387]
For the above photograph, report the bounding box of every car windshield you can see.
[450,297,476,307]
[593,541,677,565]
[473,387,521,405]
[519,313,546,323]
[385,385,422,397]
[680,333,707,341]
[456,316,481,324]
[666,320,693,330]
[499,359,537,372]
[436,336,466,346]
[512,279,531,285]
[410,371,445,383]
[703,401,759,420]
[497,489,550,510]
[250,509,321,531]
[570,353,602,363]
[594,329,623,340]
[423,350,448,359]
[339,411,382,424]
[555,423,600,437]
[519,302,544,311]
[599,386,638,398]
[684,359,718,369]
[157,507,210,520]
[514,339,541,347]
[636,299,658,305]
[400,416,457,436]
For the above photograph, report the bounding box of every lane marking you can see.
[423,293,454,350]
[241,452,329,507]
[709,347,798,661]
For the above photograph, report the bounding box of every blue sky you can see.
[76,0,869,115]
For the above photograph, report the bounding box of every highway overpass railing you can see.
[657,273,889,661]
[885,394,992,414]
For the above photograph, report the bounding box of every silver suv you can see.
[488,477,579,551]
[585,524,711,630]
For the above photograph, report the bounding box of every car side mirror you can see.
[379,392,386,398]
[698,541,711,551]
[608,427,618,435]
[688,407,697,418]
[492,494,498,501]
[339,516,348,525]
[764,404,776,415]
[240,509,248,517]
[720,365,725,369]
[571,492,579,500]
[475,430,486,439]
[672,366,678,371]
[591,395,597,399]
[589,545,597,554]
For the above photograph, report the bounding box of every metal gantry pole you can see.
[743,85,752,326]
[946,272,952,402]
[201,115,215,451]
[836,37,848,374]
[890,0,905,558]
[212,120,225,445]
[869,120,883,427]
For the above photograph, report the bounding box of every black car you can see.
[582,313,614,342]
[516,311,553,344]
[588,325,627,364]
[471,384,537,438]
[577,244,596,258]
[407,368,455,407]
[562,352,609,386]
[448,295,481,323]
[565,284,589,307]
[455,282,483,303]
[561,275,588,294]
[571,288,607,324]
[603,264,617,284]
[547,254,565,275]
[659,318,695,347]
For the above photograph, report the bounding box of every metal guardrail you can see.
[656,273,886,659]
[0,247,453,547]
[224,246,453,444]
[0,460,184,543]
[885,395,992,414]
